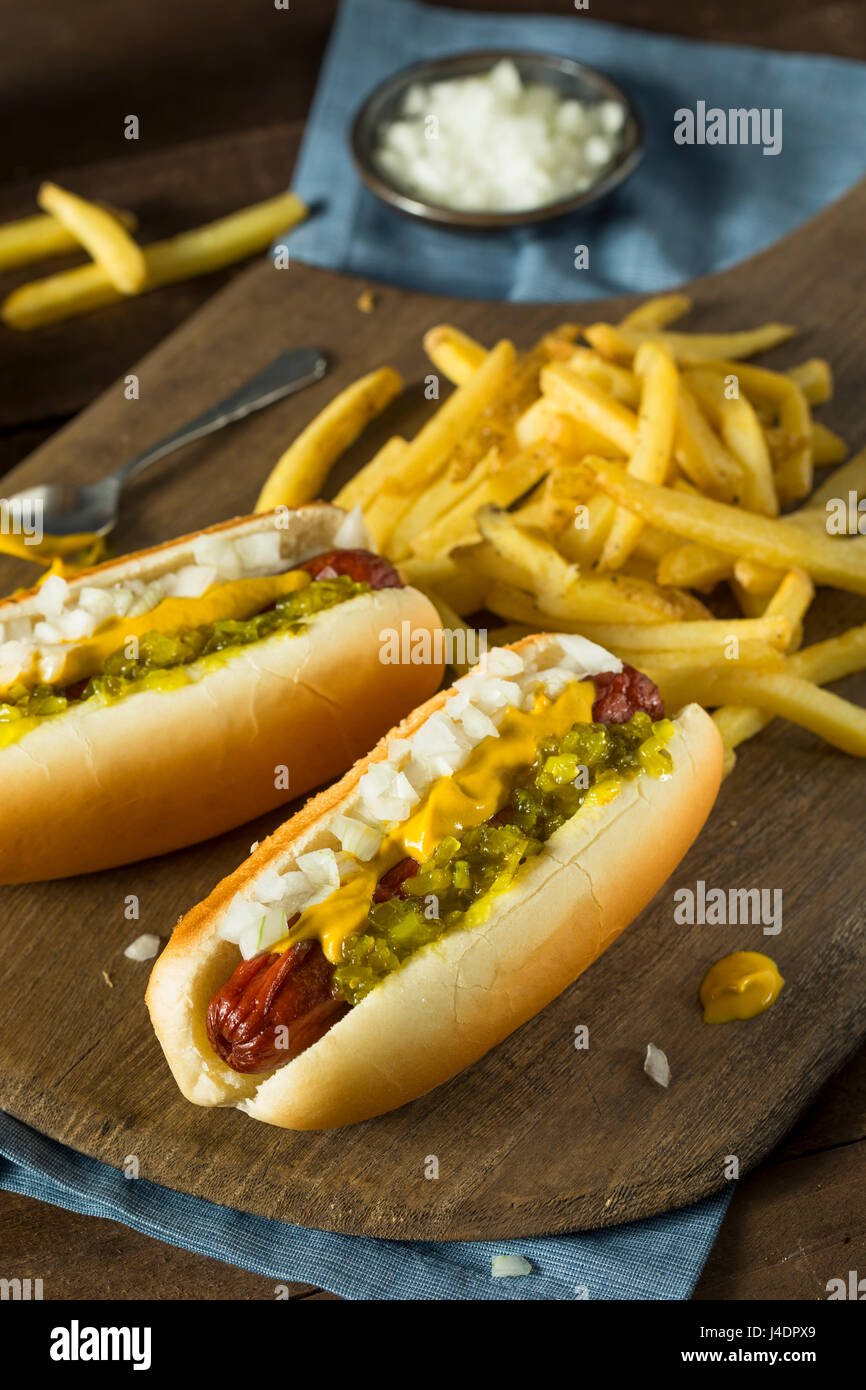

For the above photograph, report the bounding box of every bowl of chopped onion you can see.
[350,50,644,229]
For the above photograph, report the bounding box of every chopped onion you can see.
[644,1043,671,1088]
[0,640,30,669]
[475,677,521,714]
[126,580,165,618]
[491,1255,532,1278]
[485,647,524,678]
[38,574,69,617]
[333,504,374,551]
[166,565,218,599]
[192,534,243,580]
[5,616,32,643]
[331,814,382,861]
[34,620,63,645]
[238,904,288,959]
[78,587,117,624]
[123,933,160,961]
[56,608,98,641]
[252,866,288,904]
[235,531,283,573]
[110,587,135,618]
[557,634,620,678]
[536,666,574,699]
[218,896,271,945]
[296,848,341,889]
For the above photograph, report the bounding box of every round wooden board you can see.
[0,181,864,1240]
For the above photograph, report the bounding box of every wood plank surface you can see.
[0,179,864,1241]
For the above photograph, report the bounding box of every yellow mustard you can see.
[699,950,784,1023]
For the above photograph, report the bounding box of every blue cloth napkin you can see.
[287,0,866,300]
[0,1114,731,1299]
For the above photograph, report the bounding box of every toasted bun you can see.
[146,636,723,1128]
[0,508,444,881]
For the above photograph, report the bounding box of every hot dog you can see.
[0,503,443,881]
[147,632,723,1128]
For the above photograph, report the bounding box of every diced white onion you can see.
[218,896,271,945]
[110,587,134,618]
[238,904,288,959]
[485,646,524,678]
[192,534,243,580]
[38,574,69,617]
[5,616,32,643]
[644,1043,671,1088]
[234,531,283,573]
[475,677,521,714]
[126,580,166,618]
[331,814,382,862]
[34,620,63,644]
[252,866,289,904]
[296,848,341,889]
[78,587,117,625]
[123,933,160,961]
[556,634,620,677]
[333,505,374,552]
[55,609,98,641]
[491,1255,532,1278]
[166,565,218,600]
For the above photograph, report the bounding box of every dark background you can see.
[0,0,864,1300]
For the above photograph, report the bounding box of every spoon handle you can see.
[112,349,328,487]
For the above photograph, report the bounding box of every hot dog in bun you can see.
[0,503,443,881]
[147,632,723,1128]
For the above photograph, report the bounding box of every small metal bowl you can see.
[350,49,644,230]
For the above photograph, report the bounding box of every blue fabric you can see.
[0,1113,730,1299]
[287,0,866,300]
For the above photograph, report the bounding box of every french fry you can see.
[598,343,678,569]
[699,358,813,504]
[674,382,742,501]
[810,422,847,465]
[333,435,408,511]
[540,363,638,455]
[481,566,709,627]
[255,367,403,512]
[787,358,832,405]
[619,293,692,331]
[410,443,553,558]
[0,204,138,272]
[564,347,640,405]
[422,324,487,385]
[588,460,866,595]
[684,368,778,516]
[701,670,866,757]
[656,541,733,590]
[386,449,496,559]
[474,506,580,607]
[36,181,147,294]
[554,492,616,567]
[584,321,797,364]
[575,615,791,655]
[808,446,866,509]
[626,641,784,678]
[2,192,308,330]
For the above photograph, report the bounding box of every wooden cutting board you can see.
[0,181,864,1241]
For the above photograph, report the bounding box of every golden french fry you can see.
[36,181,146,293]
[2,192,308,329]
[786,358,832,405]
[564,347,640,405]
[674,382,742,501]
[584,321,797,364]
[481,563,709,626]
[398,553,486,617]
[474,506,579,607]
[410,442,552,558]
[808,446,866,509]
[386,449,495,559]
[422,324,487,385]
[255,367,402,512]
[575,615,790,655]
[684,368,778,516]
[540,362,638,455]
[656,542,733,590]
[598,343,678,569]
[702,671,866,757]
[619,293,692,331]
[810,422,847,465]
[333,435,408,511]
[0,204,139,272]
[699,358,813,504]
[588,459,866,595]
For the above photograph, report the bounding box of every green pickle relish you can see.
[332,709,673,1006]
[0,574,368,728]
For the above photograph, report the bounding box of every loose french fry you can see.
[36,181,147,293]
[619,293,692,331]
[598,343,678,569]
[626,642,784,678]
[564,347,640,405]
[255,367,402,512]
[0,204,138,272]
[787,358,832,405]
[555,492,616,566]
[699,358,813,504]
[410,443,552,558]
[700,671,866,757]
[584,321,797,364]
[2,192,308,329]
[474,506,580,607]
[684,368,778,516]
[399,552,487,616]
[674,382,742,501]
[575,616,790,655]
[540,363,638,455]
[333,435,408,512]
[810,422,847,466]
[481,564,709,626]
[386,449,496,559]
[656,542,733,590]
[734,502,862,594]
[422,324,487,385]
[588,460,866,595]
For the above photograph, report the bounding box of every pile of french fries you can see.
[256,292,866,773]
[0,184,307,330]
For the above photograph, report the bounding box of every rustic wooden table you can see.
[0,0,863,1300]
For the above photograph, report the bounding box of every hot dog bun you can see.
[0,506,444,881]
[147,634,723,1128]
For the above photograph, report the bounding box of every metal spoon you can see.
[8,348,328,538]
